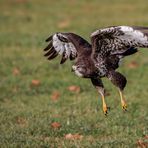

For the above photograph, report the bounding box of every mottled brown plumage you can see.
[44,26,148,115]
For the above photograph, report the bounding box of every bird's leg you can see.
[107,70,127,111]
[91,78,109,115]
[100,90,108,115]
[118,89,127,111]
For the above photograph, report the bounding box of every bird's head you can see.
[71,65,86,77]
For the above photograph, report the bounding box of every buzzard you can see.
[44,26,148,115]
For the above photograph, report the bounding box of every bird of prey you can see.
[44,26,148,115]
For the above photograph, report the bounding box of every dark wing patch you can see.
[121,47,138,56]
[44,41,52,51]
[45,35,53,42]
[47,50,58,60]
[44,33,77,64]
[44,46,54,56]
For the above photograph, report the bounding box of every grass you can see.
[0,0,148,147]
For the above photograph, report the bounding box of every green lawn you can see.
[0,0,148,147]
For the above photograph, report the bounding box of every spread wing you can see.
[44,32,91,64]
[91,26,148,57]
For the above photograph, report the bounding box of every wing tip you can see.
[47,51,58,60]
[43,42,53,51]
[60,58,67,64]
[45,35,53,42]
[44,47,55,57]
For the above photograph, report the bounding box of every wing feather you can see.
[91,26,148,56]
[44,46,54,56]
[44,33,78,64]
[48,50,58,60]
[60,51,67,64]
[45,35,53,42]
[43,42,52,51]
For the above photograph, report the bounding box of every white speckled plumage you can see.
[52,34,77,56]
[44,26,148,114]
[44,26,148,78]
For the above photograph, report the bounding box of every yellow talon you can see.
[103,105,108,115]
[98,92,110,115]
[122,102,127,111]
[100,93,109,115]
[119,89,127,111]
[103,106,110,115]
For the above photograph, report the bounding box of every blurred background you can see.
[0,0,148,147]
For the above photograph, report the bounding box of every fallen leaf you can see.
[65,133,83,140]
[137,139,147,148]
[16,117,28,128]
[127,61,139,69]
[51,122,61,129]
[13,67,20,76]
[57,19,70,29]
[31,79,40,87]
[51,91,60,101]
[67,85,80,93]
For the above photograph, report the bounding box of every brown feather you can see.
[70,54,75,60]
[60,51,67,64]
[45,35,53,42]
[44,42,52,51]
[44,47,54,57]
[48,50,58,60]
[60,56,67,64]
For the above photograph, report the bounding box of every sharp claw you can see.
[103,106,110,116]
[104,112,108,116]
[122,104,127,111]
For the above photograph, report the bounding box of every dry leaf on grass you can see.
[13,67,20,76]
[67,85,80,93]
[31,79,41,87]
[51,91,60,101]
[16,117,28,128]
[137,139,148,148]
[57,19,70,29]
[127,61,139,69]
[51,122,61,129]
[65,133,83,140]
